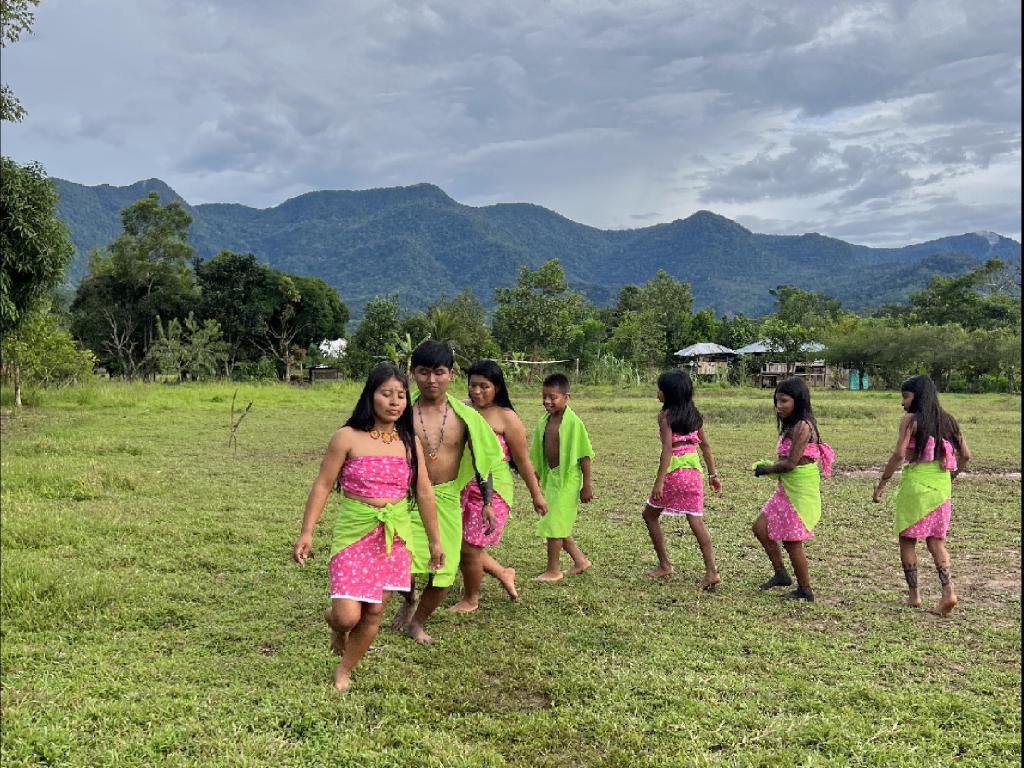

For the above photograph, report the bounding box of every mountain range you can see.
[52,177,1022,318]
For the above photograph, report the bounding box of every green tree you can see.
[1,157,75,336]
[428,287,494,364]
[1,0,38,122]
[607,307,665,375]
[147,312,229,383]
[909,258,1020,332]
[769,285,842,329]
[492,260,594,360]
[195,251,271,376]
[687,308,719,345]
[715,313,757,350]
[349,295,401,376]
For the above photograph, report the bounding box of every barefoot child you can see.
[392,341,505,644]
[531,373,594,581]
[450,360,548,612]
[872,374,969,616]
[642,369,723,589]
[292,363,444,691]
[752,377,834,602]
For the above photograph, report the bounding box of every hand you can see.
[709,476,723,493]
[754,465,770,478]
[293,532,313,564]
[872,485,885,504]
[427,540,445,571]
[481,503,497,536]
[533,494,548,516]
[651,479,664,501]
[580,484,594,503]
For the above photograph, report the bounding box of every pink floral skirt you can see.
[900,500,951,539]
[646,467,704,516]
[329,523,411,603]
[762,482,813,542]
[460,482,510,547]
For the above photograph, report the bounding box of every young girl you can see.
[293,363,444,691]
[752,377,834,602]
[872,374,969,616]
[449,359,548,612]
[642,369,723,590]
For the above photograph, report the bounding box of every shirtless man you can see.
[392,340,502,644]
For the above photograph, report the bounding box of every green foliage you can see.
[146,312,229,382]
[0,157,75,335]
[769,284,842,329]
[0,303,94,385]
[909,258,1021,332]
[195,250,271,371]
[1,0,38,122]
[348,295,401,376]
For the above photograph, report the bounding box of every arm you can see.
[951,432,970,481]
[467,434,497,535]
[696,426,722,493]
[293,429,349,563]
[504,412,548,516]
[579,456,593,503]
[754,421,811,477]
[413,437,445,571]
[873,414,914,503]
[651,413,673,501]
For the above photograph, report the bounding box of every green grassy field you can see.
[1,382,1020,767]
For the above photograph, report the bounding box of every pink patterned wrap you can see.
[907,436,957,470]
[339,455,410,499]
[761,436,835,541]
[462,435,511,547]
[646,431,705,516]
[329,526,411,603]
[899,436,956,539]
[777,437,835,478]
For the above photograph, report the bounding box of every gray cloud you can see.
[1,0,1019,245]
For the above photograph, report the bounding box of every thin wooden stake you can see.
[228,388,253,456]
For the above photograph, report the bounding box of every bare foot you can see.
[497,567,519,602]
[447,600,478,614]
[404,623,434,645]
[324,608,349,656]
[699,572,721,591]
[391,597,415,632]
[566,559,592,575]
[332,664,351,692]
[928,595,957,616]
[903,596,923,608]
[644,565,674,578]
[533,571,564,582]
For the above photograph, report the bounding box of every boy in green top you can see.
[392,341,505,644]
[531,373,594,581]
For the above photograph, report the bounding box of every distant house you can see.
[735,341,832,388]
[673,343,738,377]
[308,365,341,384]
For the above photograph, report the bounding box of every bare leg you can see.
[325,598,362,690]
[405,581,447,644]
[643,504,674,577]
[450,542,483,613]
[391,574,417,632]
[899,535,922,607]
[534,538,564,581]
[753,514,791,589]
[481,550,517,602]
[687,515,720,590]
[333,597,390,692]
[781,541,814,601]
[925,537,957,616]
[563,536,591,574]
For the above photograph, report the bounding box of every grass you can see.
[1,381,1020,767]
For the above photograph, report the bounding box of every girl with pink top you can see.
[872,374,969,616]
[752,377,834,602]
[449,360,547,612]
[642,369,723,590]
[293,363,444,691]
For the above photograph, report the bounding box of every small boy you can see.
[530,373,594,581]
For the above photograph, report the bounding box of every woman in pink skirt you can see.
[449,359,547,612]
[642,369,723,590]
[752,377,834,603]
[293,363,444,692]
[872,374,969,616]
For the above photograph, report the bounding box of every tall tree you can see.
[769,285,842,329]
[1,157,74,336]
[909,258,1020,332]
[195,251,270,376]
[348,295,401,377]
[1,0,38,122]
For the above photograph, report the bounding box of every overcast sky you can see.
[2,0,1020,245]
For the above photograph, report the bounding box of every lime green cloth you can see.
[753,460,822,531]
[330,496,411,557]
[406,392,505,587]
[668,452,703,474]
[894,461,951,535]
[531,405,594,538]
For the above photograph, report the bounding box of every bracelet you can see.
[879,475,892,482]
[708,473,718,479]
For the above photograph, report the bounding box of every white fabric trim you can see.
[644,501,703,517]
[329,593,382,604]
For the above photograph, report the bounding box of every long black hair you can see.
[343,362,418,500]
[657,369,703,435]
[775,377,820,442]
[901,374,961,462]
[467,358,518,473]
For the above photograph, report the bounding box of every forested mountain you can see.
[53,178,1021,317]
